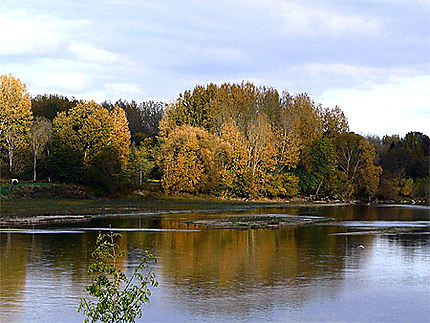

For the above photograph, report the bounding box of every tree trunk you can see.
[6,138,14,174]
[33,154,37,182]
[315,180,323,197]
[8,148,13,174]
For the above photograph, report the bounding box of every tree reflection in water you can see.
[0,205,428,321]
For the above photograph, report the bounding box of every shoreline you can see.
[0,201,339,228]
[1,196,428,228]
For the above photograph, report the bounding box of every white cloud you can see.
[104,82,142,99]
[1,0,428,137]
[375,0,430,6]
[32,72,89,93]
[258,0,380,36]
[68,42,122,64]
[318,75,430,136]
[0,7,140,100]
[295,63,429,91]
[74,82,143,102]
[0,9,88,55]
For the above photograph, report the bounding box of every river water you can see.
[1,204,429,322]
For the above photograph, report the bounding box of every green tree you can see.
[402,132,429,179]
[102,99,164,142]
[334,132,381,199]
[30,117,52,182]
[128,142,154,186]
[377,132,429,200]
[31,94,77,120]
[79,230,157,323]
[298,137,337,197]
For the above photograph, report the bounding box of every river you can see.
[1,204,429,322]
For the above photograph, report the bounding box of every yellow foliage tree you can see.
[110,106,130,169]
[288,93,323,148]
[159,125,227,194]
[157,82,361,199]
[219,118,248,195]
[0,74,32,173]
[160,125,205,194]
[53,101,114,167]
[322,106,349,138]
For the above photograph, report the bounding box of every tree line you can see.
[1,74,428,200]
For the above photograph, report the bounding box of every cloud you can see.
[318,74,430,136]
[101,82,143,100]
[68,43,122,64]
[0,9,88,56]
[1,0,428,135]
[257,0,380,36]
[0,6,140,100]
[376,0,430,6]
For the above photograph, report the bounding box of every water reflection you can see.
[0,233,27,322]
[149,225,347,315]
[0,205,429,322]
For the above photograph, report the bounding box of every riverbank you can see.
[0,196,294,227]
[1,183,427,228]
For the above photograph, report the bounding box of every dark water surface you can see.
[1,205,429,322]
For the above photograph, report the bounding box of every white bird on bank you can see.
[357,245,365,249]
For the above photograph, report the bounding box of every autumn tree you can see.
[159,125,206,194]
[53,101,113,167]
[288,93,323,147]
[30,117,52,182]
[110,106,130,169]
[51,101,131,193]
[159,125,227,194]
[158,85,214,137]
[0,74,32,174]
[219,118,249,197]
[322,106,349,138]
[158,82,349,198]
[271,93,301,174]
[159,82,261,139]
[246,113,277,196]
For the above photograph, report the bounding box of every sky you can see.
[1,0,429,136]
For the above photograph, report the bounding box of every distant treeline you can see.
[1,75,428,200]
